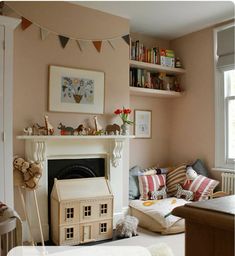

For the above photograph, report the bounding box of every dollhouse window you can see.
[100,223,107,233]
[65,227,74,240]
[84,206,91,217]
[66,208,74,219]
[100,204,108,214]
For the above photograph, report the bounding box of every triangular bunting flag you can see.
[93,41,102,53]
[21,17,32,31]
[108,40,115,50]
[76,40,83,52]
[40,28,50,41]
[58,35,69,48]
[122,34,130,46]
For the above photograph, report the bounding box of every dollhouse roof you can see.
[51,177,112,201]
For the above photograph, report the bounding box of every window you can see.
[84,206,91,217]
[100,204,108,215]
[100,223,107,233]
[214,23,235,169]
[225,70,235,160]
[66,208,74,219]
[65,227,74,240]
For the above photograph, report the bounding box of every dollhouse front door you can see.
[83,225,92,242]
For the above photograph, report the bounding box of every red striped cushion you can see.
[183,175,219,201]
[138,174,166,200]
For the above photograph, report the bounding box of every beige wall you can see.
[170,27,217,178]
[8,2,130,155]
[9,2,222,182]
[129,33,172,169]
[130,96,172,168]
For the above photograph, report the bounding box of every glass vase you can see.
[121,123,129,135]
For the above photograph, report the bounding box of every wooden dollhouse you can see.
[50,177,113,245]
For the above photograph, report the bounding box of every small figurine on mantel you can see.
[30,115,54,135]
[58,123,75,135]
[23,127,33,136]
[93,116,104,135]
[44,115,54,135]
[106,124,121,135]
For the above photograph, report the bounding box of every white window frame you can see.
[214,23,235,170]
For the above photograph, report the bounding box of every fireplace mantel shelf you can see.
[17,135,135,140]
[17,135,134,167]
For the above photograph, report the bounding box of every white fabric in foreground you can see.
[8,246,152,256]
[129,198,188,228]
[148,243,174,256]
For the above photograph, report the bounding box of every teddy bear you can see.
[13,157,30,173]
[115,215,139,238]
[13,157,42,190]
[23,162,42,190]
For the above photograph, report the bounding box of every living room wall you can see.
[129,32,172,169]
[169,26,220,180]
[6,1,131,215]
[7,1,130,155]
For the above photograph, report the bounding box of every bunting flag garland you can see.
[92,41,102,53]
[21,17,32,31]
[58,35,69,48]
[5,3,130,52]
[108,40,115,50]
[76,40,83,52]
[122,34,130,46]
[40,28,50,41]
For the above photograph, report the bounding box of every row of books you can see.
[130,68,164,90]
[131,40,176,68]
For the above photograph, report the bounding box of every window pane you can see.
[228,99,235,159]
[225,70,235,97]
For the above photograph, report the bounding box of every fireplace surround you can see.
[17,135,133,242]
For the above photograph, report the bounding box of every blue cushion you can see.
[129,165,142,199]
[191,159,210,177]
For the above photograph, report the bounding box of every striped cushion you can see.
[166,165,187,196]
[138,174,166,200]
[183,175,219,201]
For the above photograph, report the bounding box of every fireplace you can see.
[48,158,105,197]
[17,136,131,242]
[47,157,105,239]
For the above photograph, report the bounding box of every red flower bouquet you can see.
[114,107,133,125]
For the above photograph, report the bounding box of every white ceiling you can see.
[75,1,234,39]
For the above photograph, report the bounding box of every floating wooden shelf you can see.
[130,60,186,75]
[130,87,183,98]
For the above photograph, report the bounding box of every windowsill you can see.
[211,167,235,173]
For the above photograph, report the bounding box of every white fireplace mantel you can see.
[17,135,135,167]
[17,134,133,242]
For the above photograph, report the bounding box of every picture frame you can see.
[49,65,105,114]
[134,110,152,138]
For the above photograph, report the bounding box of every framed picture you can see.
[49,65,105,114]
[134,110,152,138]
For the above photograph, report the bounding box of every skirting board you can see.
[22,221,49,243]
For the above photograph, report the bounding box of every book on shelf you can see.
[131,39,177,68]
[129,67,164,89]
[129,67,180,92]
[131,40,160,64]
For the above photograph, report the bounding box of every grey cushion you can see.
[129,165,142,199]
[191,159,210,177]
